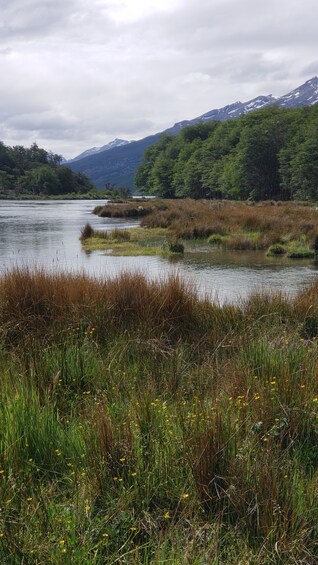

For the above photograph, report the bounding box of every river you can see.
[0,199,317,303]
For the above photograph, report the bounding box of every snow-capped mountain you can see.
[68,138,131,162]
[166,96,276,134]
[166,77,318,134]
[277,76,318,108]
[69,76,318,188]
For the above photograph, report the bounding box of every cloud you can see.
[0,0,317,157]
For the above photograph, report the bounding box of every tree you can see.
[134,104,318,201]
[20,166,60,195]
[288,117,318,199]
[135,135,176,194]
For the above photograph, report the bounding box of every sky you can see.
[0,0,317,159]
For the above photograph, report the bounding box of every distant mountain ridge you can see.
[69,76,318,189]
[68,138,131,162]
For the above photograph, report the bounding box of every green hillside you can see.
[69,133,160,190]
[136,105,318,201]
[0,142,94,198]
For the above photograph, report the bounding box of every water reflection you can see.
[0,199,317,303]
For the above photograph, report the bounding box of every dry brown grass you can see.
[93,199,318,250]
[139,199,318,247]
[94,200,159,218]
[0,269,204,345]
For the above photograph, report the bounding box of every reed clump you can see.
[80,222,94,240]
[0,268,317,563]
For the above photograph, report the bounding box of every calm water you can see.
[0,199,317,303]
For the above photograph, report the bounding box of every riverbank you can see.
[0,269,317,563]
[85,199,318,258]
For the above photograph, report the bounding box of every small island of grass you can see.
[80,224,178,256]
[81,199,318,259]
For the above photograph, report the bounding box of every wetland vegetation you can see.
[83,199,318,259]
[0,268,317,563]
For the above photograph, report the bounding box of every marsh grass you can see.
[91,199,318,259]
[81,226,168,255]
[0,269,317,563]
[93,201,157,218]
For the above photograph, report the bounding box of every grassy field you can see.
[0,268,317,563]
[86,200,318,258]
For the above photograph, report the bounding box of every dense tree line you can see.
[0,141,94,197]
[135,105,318,200]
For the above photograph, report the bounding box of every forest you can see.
[0,141,94,197]
[135,104,318,201]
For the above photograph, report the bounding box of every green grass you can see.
[81,226,179,256]
[0,269,317,563]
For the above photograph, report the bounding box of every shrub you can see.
[168,240,184,254]
[80,223,94,240]
[266,243,286,256]
[208,234,223,245]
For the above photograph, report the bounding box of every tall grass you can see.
[0,269,317,563]
[92,199,318,257]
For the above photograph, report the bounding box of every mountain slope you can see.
[68,138,130,163]
[69,77,318,190]
[69,133,161,189]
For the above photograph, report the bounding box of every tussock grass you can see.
[0,269,317,563]
[92,199,318,258]
[94,201,158,218]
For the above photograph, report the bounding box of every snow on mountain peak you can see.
[69,76,318,170]
[68,138,131,162]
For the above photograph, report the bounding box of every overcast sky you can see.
[0,0,317,159]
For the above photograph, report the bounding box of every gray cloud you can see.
[0,0,317,158]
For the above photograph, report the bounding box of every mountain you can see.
[68,77,318,190]
[164,96,276,135]
[277,76,318,108]
[68,138,130,162]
